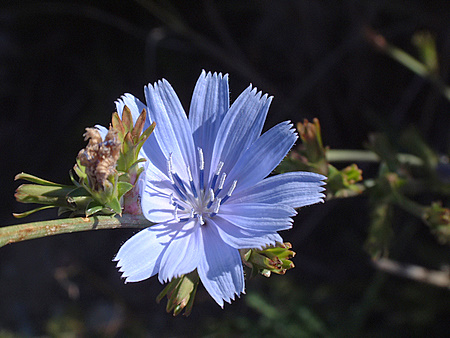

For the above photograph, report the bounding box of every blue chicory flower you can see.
[114,71,326,307]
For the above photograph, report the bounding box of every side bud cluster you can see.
[14,105,155,218]
[241,242,296,278]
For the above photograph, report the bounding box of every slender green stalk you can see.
[0,214,153,248]
[326,150,380,163]
[326,149,423,165]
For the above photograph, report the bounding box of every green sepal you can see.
[326,164,364,198]
[124,132,134,149]
[262,246,294,260]
[121,105,134,133]
[13,205,55,218]
[106,196,122,215]
[74,159,87,179]
[69,169,82,187]
[130,158,147,168]
[174,278,198,316]
[85,203,104,217]
[117,181,133,199]
[15,184,74,205]
[131,109,147,143]
[111,111,125,138]
[14,173,62,187]
[242,243,296,277]
[157,271,199,316]
[156,279,178,304]
[138,121,156,144]
[118,172,131,183]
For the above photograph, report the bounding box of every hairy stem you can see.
[0,214,152,248]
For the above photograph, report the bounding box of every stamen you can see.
[207,188,215,208]
[166,153,189,200]
[198,148,205,191]
[210,161,224,191]
[172,184,187,201]
[198,148,205,170]
[186,165,198,198]
[210,198,221,218]
[199,171,204,191]
[167,153,174,183]
[221,180,237,204]
[174,203,185,211]
[173,172,187,194]
[170,194,186,210]
[215,172,227,196]
[198,214,205,225]
[174,207,180,222]
[178,208,194,223]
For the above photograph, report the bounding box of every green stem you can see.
[0,214,153,248]
[326,149,423,165]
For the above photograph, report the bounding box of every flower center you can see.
[167,148,237,225]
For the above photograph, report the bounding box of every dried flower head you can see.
[77,126,121,190]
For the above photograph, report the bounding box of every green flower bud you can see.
[241,242,296,277]
[112,106,156,214]
[156,271,199,316]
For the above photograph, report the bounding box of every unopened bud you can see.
[156,271,199,316]
[242,242,296,277]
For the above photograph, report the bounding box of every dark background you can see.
[1,1,449,336]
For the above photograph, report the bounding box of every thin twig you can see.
[372,257,450,289]
[0,214,152,248]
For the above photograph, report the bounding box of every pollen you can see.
[77,126,121,190]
